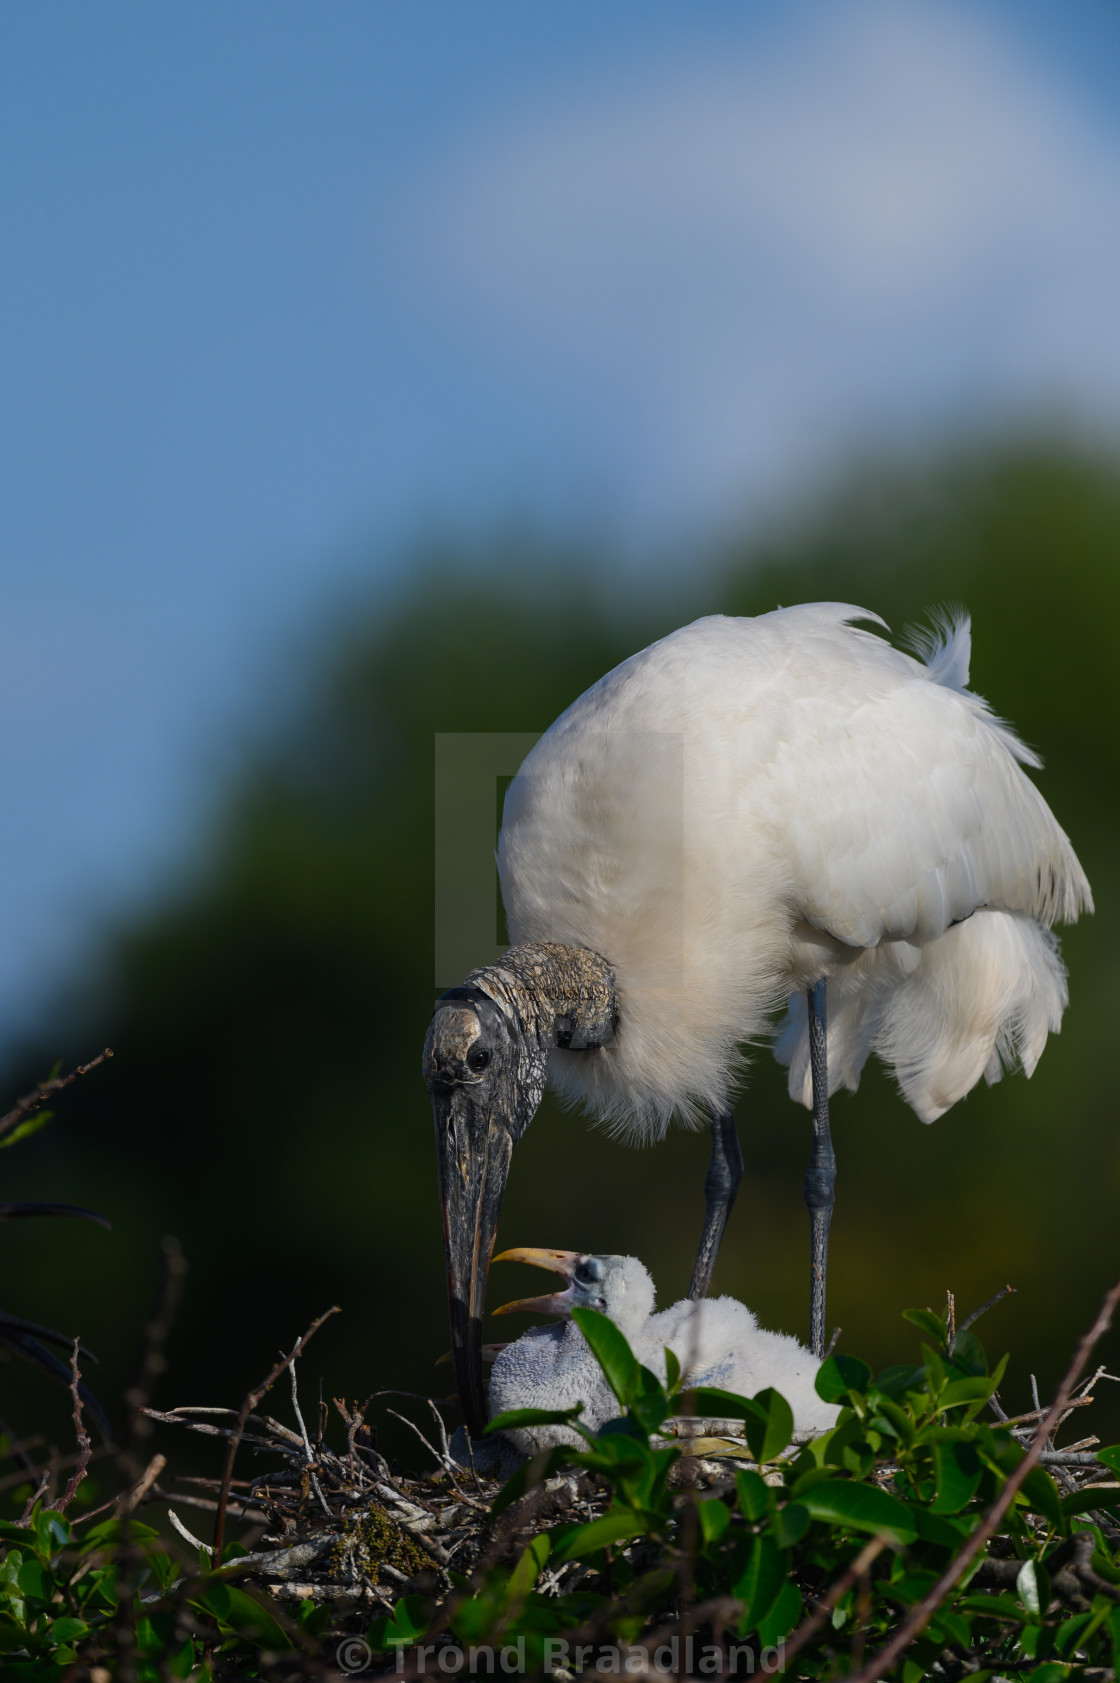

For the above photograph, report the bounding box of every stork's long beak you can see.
[424,988,552,1437]
[430,1079,514,1436]
[492,1246,582,1318]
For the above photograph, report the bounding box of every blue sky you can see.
[3,1,1120,1043]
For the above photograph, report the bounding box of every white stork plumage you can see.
[423,604,1091,1436]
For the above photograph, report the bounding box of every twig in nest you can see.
[18,1473,50,1525]
[169,1508,212,1555]
[72,1454,169,1527]
[0,1048,113,1143]
[119,1453,167,1516]
[49,1339,92,1512]
[211,1304,339,1563]
[288,1357,331,1518]
[386,1408,448,1469]
[332,1395,384,1485]
[997,1396,1094,1429]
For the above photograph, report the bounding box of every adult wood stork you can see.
[423,604,1091,1436]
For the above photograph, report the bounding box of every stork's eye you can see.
[467,1045,491,1073]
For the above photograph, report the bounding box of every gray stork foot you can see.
[803,977,836,1359]
[688,1109,743,1300]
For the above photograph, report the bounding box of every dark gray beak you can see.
[423,997,517,1438]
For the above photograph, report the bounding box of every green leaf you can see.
[553,1508,648,1562]
[815,1353,871,1402]
[490,1446,573,1517]
[757,1577,802,1647]
[596,1415,645,1443]
[196,1582,294,1649]
[83,1519,161,1546]
[933,1610,973,1649]
[734,1534,786,1633]
[743,1387,795,1464]
[0,1111,53,1150]
[912,1505,971,1547]
[736,1468,771,1523]
[1054,1610,1099,1661]
[48,1617,89,1645]
[507,1533,549,1600]
[871,1397,916,1444]
[629,1363,671,1434]
[940,1375,997,1409]
[629,1444,678,1513]
[663,1347,681,1395]
[1062,1486,1120,1519]
[1096,1445,1120,1474]
[931,1440,982,1514]
[690,1386,766,1423]
[874,1364,928,1397]
[1016,1558,1050,1617]
[697,1498,731,1544]
[571,1307,640,1406]
[1019,1467,1064,1530]
[484,1405,583,1434]
[32,1508,69,1560]
[922,1342,947,1392]
[798,1479,918,1542]
[16,1557,47,1600]
[904,1308,947,1345]
[956,1594,1031,1624]
[369,1594,429,1649]
[776,1502,810,1549]
[948,1327,988,1376]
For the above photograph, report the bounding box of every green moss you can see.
[330,1504,434,1583]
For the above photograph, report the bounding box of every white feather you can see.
[498,605,1091,1137]
[488,1254,839,1455]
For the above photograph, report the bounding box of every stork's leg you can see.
[688,1109,743,1300]
[804,977,836,1358]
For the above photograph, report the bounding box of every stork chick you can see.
[487,1248,654,1455]
[487,1247,838,1455]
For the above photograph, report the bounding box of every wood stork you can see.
[423,604,1091,1436]
[486,1246,838,1454]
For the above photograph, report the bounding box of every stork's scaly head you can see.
[423,942,617,1437]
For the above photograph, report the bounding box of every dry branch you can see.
[0,1048,113,1143]
[211,1304,339,1562]
[48,1339,92,1512]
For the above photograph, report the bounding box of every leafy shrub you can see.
[370,1298,1120,1678]
[3,1289,1119,1677]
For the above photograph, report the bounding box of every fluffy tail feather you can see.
[776,911,1069,1123]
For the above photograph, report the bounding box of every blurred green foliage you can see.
[1,437,1117,1469]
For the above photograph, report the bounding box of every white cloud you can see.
[411,1,1120,523]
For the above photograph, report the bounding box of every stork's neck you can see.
[468,941,617,1060]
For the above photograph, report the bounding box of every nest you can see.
[142,1373,1120,1618]
[144,1390,601,1607]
